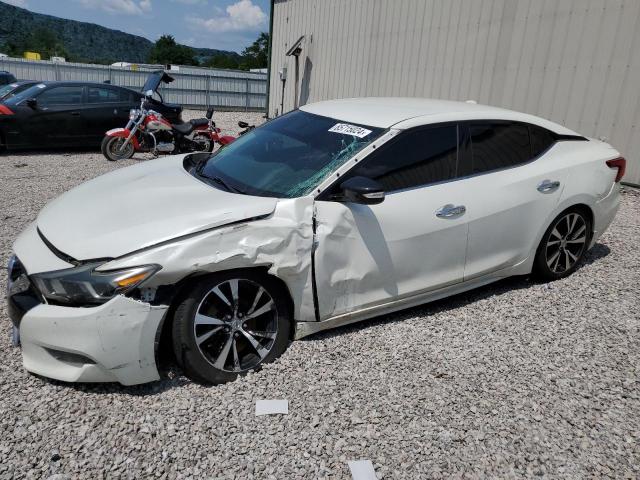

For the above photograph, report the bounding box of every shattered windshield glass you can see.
[196,110,385,198]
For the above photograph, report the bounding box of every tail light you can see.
[606,157,626,182]
[0,105,14,115]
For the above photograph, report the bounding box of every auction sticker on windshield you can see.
[328,123,372,138]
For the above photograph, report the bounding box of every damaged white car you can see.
[7,98,624,385]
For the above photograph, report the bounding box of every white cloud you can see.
[76,0,152,16]
[188,0,266,33]
[3,0,28,6]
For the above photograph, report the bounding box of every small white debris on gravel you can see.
[255,399,289,416]
[0,113,639,478]
[348,459,377,479]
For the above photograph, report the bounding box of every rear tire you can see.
[171,271,291,385]
[101,136,134,161]
[532,207,592,281]
[193,133,214,153]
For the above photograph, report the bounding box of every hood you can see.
[141,71,174,94]
[36,155,278,260]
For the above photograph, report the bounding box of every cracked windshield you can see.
[198,110,385,197]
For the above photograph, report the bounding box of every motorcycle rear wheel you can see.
[101,136,135,161]
[193,133,215,153]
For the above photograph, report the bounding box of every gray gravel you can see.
[0,115,639,478]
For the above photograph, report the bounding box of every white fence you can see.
[0,57,267,111]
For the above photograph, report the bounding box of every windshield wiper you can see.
[194,160,245,194]
[209,175,245,194]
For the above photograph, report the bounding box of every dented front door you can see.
[313,184,469,320]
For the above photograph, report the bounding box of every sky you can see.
[1,0,271,53]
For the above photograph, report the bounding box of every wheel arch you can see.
[154,266,296,374]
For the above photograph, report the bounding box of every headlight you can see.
[31,263,160,306]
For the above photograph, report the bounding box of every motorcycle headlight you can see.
[31,263,160,306]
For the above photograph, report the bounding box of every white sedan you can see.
[7,98,625,385]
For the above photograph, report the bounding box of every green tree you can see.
[148,35,198,66]
[238,32,268,70]
[5,27,70,59]
[204,54,239,70]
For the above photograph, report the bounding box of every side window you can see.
[38,86,84,106]
[530,125,556,158]
[120,88,136,102]
[469,122,530,174]
[346,125,459,192]
[87,86,120,103]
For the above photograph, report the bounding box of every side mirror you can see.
[26,98,37,109]
[339,176,385,205]
[238,121,249,128]
[206,106,214,119]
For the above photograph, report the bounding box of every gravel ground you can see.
[0,116,639,478]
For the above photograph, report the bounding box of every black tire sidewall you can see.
[172,271,291,385]
[533,208,592,281]
[101,136,134,161]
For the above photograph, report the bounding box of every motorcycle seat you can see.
[190,118,209,128]
[173,122,194,135]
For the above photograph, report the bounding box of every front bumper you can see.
[9,223,168,385]
[19,295,167,385]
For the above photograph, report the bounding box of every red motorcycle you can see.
[101,96,235,161]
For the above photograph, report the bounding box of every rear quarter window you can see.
[529,125,557,158]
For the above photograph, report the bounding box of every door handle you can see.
[436,204,466,219]
[70,111,80,116]
[537,179,560,193]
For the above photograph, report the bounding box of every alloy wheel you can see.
[545,212,588,274]
[193,278,278,373]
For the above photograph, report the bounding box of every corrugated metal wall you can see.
[269,0,640,184]
[0,57,267,111]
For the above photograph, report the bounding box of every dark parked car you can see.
[0,80,183,150]
[0,81,38,101]
[0,71,17,86]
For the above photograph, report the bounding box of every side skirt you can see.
[294,266,520,339]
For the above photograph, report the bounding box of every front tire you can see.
[533,207,592,281]
[171,271,291,384]
[101,136,134,161]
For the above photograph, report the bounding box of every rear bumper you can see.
[591,183,621,246]
[19,295,167,385]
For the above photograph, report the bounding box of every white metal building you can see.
[267,0,640,185]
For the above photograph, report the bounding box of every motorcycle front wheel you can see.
[101,136,135,161]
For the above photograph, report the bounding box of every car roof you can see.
[9,80,37,85]
[28,80,136,90]
[300,97,578,135]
